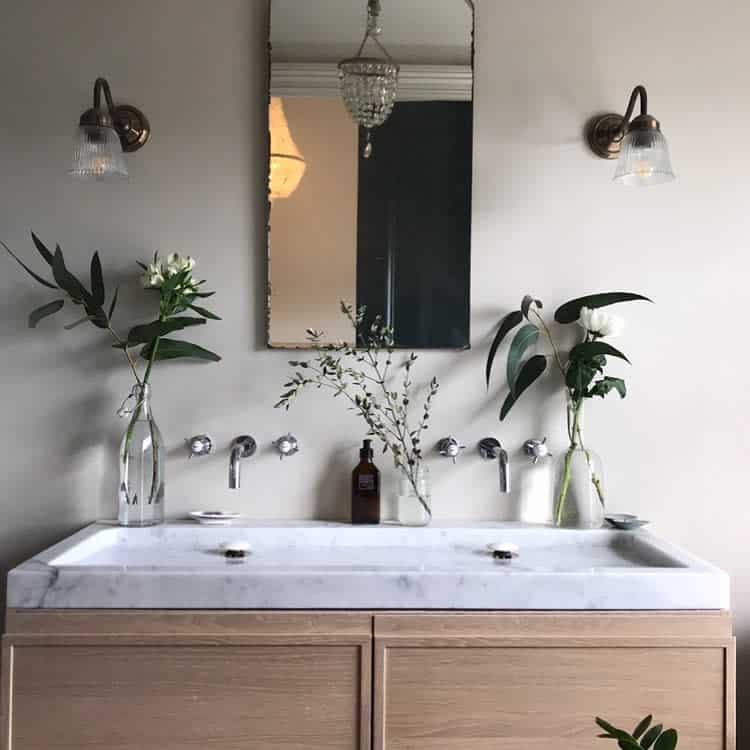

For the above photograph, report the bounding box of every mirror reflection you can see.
[268,0,474,348]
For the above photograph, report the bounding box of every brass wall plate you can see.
[112,104,151,152]
[585,113,624,160]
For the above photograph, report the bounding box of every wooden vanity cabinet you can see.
[373,612,735,750]
[1,611,372,750]
[2,610,734,750]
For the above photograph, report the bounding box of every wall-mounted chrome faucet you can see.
[437,436,465,463]
[478,437,510,494]
[229,435,257,489]
[273,433,299,460]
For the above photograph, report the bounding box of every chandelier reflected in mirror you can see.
[338,0,399,158]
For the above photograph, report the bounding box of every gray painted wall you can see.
[0,0,747,737]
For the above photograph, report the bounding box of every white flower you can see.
[164,253,195,277]
[578,306,625,338]
[141,262,164,289]
[164,253,181,277]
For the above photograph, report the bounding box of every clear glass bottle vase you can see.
[118,384,165,527]
[553,401,605,529]
[397,464,432,527]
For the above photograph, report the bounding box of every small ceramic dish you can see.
[189,511,241,526]
[605,514,649,531]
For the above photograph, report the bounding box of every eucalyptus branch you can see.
[277,302,439,517]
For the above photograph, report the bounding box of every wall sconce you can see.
[586,84,675,186]
[69,77,150,180]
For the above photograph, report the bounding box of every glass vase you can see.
[553,400,605,529]
[397,464,432,526]
[118,384,165,527]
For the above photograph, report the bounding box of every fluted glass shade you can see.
[613,127,675,186]
[269,97,306,200]
[69,124,128,180]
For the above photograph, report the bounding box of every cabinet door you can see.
[374,613,734,750]
[3,611,371,750]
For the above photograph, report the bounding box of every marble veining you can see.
[6,521,729,610]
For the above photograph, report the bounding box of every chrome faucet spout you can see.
[497,447,510,494]
[228,435,257,490]
[478,437,510,495]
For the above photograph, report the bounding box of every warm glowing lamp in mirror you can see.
[269,97,306,200]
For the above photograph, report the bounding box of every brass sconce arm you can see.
[77,76,150,153]
[586,83,659,159]
[613,84,648,141]
[92,77,116,114]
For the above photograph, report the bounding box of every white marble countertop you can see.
[6,521,729,610]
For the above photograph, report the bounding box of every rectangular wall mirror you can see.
[267,0,474,349]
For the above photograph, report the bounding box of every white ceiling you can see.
[271,0,473,65]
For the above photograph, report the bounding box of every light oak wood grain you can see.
[3,612,371,750]
[374,613,734,750]
[2,610,734,750]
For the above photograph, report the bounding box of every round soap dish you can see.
[189,510,240,526]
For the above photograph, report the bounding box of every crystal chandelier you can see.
[338,0,399,158]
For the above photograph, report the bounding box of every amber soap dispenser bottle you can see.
[351,439,380,524]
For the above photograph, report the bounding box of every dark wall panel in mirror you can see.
[268,0,474,349]
[357,101,472,349]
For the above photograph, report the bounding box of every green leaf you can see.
[521,294,543,319]
[51,246,106,329]
[51,246,91,303]
[570,341,631,364]
[618,740,643,750]
[507,324,539,395]
[589,376,627,399]
[64,315,97,330]
[653,729,677,750]
[554,292,652,324]
[140,338,221,362]
[2,240,58,289]
[126,317,206,346]
[566,357,602,401]
[108,285,120,320]
[500,354,546,421]
[486,310,523,387]
[28,299,64,328]
[595,718,635,743]
[188,303,221,320]
[30,232,55,267]
[640,724,663,749]
[633,715,652,740]
[90,251,105,307]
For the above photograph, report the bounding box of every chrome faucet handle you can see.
[523,437,552,464]
[273,433,299,460]
[437,436,465,463]
[478,437,502,460]
[185,434,213,459]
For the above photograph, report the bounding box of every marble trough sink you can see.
[7,521,728,610]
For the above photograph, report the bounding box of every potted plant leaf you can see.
[596,714,679,750]
[486,292,652,527]
[4,233,222,526]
